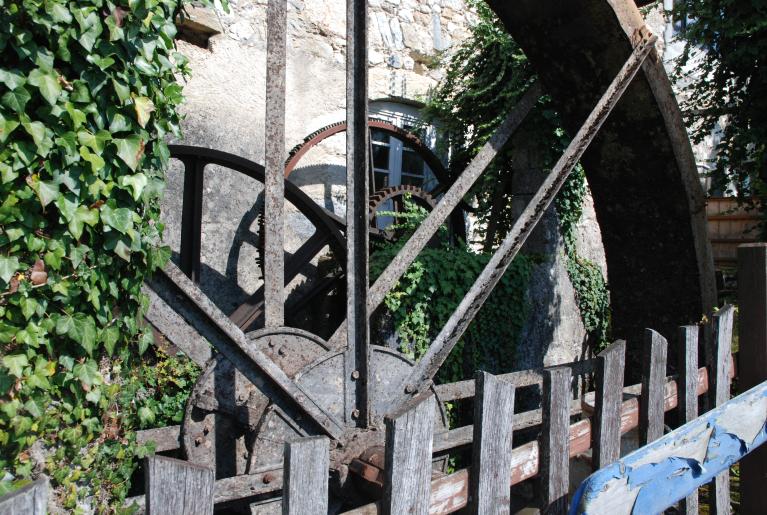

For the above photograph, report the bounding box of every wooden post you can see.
[678,325,700,515]
[383,394,435,515]
[593,340,626,469]
[0,478,48,515]
[541,367,571,514]
[738,244,767,515]
[470,372,516,514]
[639,329,668,445]
[283,436,329,515]
[710,304,734,515]
[145,455,214,515]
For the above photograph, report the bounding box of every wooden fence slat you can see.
[710,305,734,515]
[0,478,48,515]
[470,371,516,514]
[678,325,700,515]
[383,394,435,515]
[639,329,668,445]
[593,340,626,469]
[283,436,329,515]
[145,455,214,515]
[541,367,571,514]
[738,244,767,514]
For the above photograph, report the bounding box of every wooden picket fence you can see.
[3,244,766,514]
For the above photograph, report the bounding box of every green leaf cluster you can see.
[371,199,533,386]
[422,0,611,352]
[0,0,220,509]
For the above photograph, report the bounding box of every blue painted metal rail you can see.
[571,380,767,514]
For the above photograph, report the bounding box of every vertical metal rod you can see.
[180,158,204,283]
[345,0,370,426]
[264,0,288,328]
[391,34,657,402]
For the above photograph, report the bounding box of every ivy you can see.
[422,0,612,352]
[0,0,222,510]
[371,199,533,386]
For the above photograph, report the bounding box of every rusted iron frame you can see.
[147,262,345,440]
[231,231,330,331]
[344,0,370,427]
[327,82,542,350]
[179,156,204,282]
[263,0,288,328]
[391,35,658,407]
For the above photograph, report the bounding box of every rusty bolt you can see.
[277,347,286,357]
[202,426,210,435]
[351,409,360,419]
[195,437,202,446]
[262,473,274,484]
[267,339,275,348]
[351,370,360,379]
[237,393,245,402]
[404,384,416,394]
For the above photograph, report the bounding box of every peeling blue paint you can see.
[571,381,767,514]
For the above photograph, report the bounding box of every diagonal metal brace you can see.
[146,262,346,440]
[388,33,658,411]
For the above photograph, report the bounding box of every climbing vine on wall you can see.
[422,0,611,351]
[0,0,220,510]
[370,199,533,385]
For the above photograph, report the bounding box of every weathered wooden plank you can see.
[571,380,767,515]
[145,455,214,515]
[593,340,626,469]
[434,358,595,402]
[737,244,767,514]
[283,436,329,515]
[678,325,700,515]
[346,359,736,515]
[136,425,181,453]
[710,305,734,515]
[0,478,48,515]
[383,394,435,515]
[470,372,515,514]
[639,329,668,445]
[541,367,571,514]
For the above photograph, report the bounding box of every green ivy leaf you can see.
[0,114,19,144]
[2,354,28,378]
[101,326,119,356]
[119,173,148,201]
[114,136,144,171]
[1,87,31,113]
[113,239,132,261]
[27,68,62,106]
[0,256,20,284]
[138,406,155,425]
[100,205,133,234]
[0,69,26,90]
[45,0,74,24]
[73,359,101,387]
[35,180,60,208]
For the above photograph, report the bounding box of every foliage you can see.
[371,198,533,385]
[0,0,219,509]
[422,0,611,350]
[671,0,767,222]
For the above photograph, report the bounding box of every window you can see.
[369,101,441,229]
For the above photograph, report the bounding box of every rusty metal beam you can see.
[264,0,288,327]
[390,34,657,406]
[147,262,345,440]
[344,0,370,427]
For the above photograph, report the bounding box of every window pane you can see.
[372,144,389,170]
[371,129,388,143]
[401,174,424,187]
[374,171,389,190]
[401,148,425,176]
